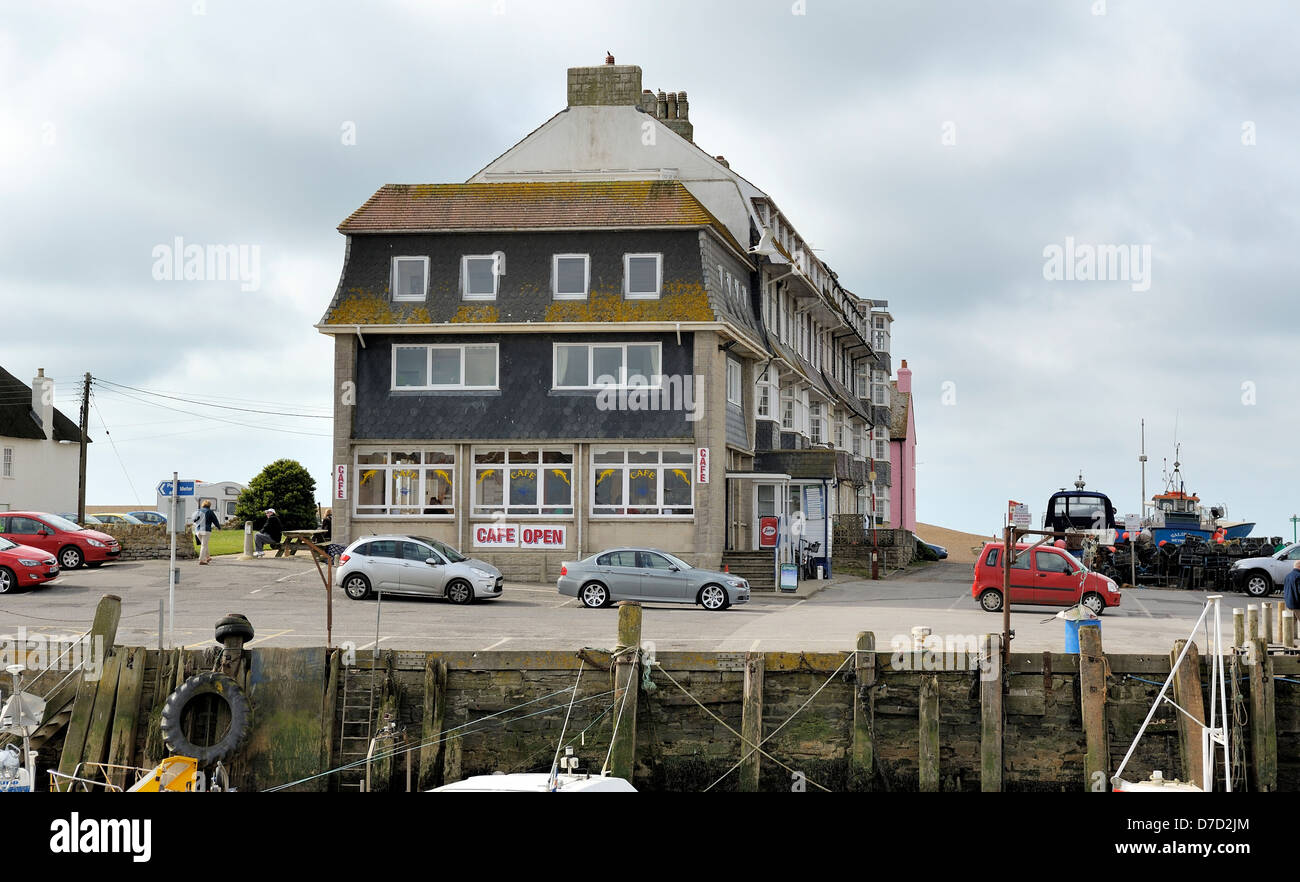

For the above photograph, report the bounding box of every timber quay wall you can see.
[25,599,1300,793]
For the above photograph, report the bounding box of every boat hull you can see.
[1151,527,1213,545]
[1221,522,1255,540]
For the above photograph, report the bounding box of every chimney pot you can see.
[605,51,615,65]
[676,91,688,120]
[665,91,678,120]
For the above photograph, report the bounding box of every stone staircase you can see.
[721,550,777,592]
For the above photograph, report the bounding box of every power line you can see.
[89,393,144,506]
[90,384,332,438]
[92,376,331,419]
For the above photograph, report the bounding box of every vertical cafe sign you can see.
[335,465,347,500]
[697,447,710,484]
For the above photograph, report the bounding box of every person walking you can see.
[254,508,283,558]
[192,500,220,565]
[1284,561,1300,616]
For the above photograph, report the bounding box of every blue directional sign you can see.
[157,480,196,497]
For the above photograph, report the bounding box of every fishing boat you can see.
[1147,447,1254,545]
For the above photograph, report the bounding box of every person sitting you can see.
[254,508,283,558]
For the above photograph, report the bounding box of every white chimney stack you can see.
[32,368,55,440]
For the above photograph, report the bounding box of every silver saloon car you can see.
[557,548,750,611]
[336,535,503,604]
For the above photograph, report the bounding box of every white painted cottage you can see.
[0,367,83,514]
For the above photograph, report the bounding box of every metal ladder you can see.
[337,662,380,791]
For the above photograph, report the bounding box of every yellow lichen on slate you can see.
[544,283,713,323]
[451,304,500,323]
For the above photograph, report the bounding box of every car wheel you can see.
[342,573,371,600]
[59,546,83,570]
[446,579,473,605]
[0,567,16,595]
[978,589,1003,612]
[580,582,609,609]
[1244,572,1272,598]
[698,584,730,611]
[1081,592,1106,616]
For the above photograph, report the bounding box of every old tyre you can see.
[445,579,473,605]
[580,582,609,609]
[342,573,371,600]
[160,672,251,766]
[1243,572,1273,598]
[0,567,16,595]
[698,584,729,611]
[215,614,254,643]
[979,589,1003,612]
[1081,592,1106,616]
[58,546,83,570]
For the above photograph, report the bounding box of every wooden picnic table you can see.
[276,529,329,559]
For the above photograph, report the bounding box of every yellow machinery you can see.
[126,757,204,792]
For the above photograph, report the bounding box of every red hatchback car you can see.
[0,535,59,593]
[971,542,1121,615]
[0,512,121,571]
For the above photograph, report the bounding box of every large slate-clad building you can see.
[319,58,904,584]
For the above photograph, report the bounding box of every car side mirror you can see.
[668,566,679,572]
[425,557,442,566]
[37,530,49,536]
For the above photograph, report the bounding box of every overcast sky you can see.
[3,0,1296,537]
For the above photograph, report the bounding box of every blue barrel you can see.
[1065,619,1101,654]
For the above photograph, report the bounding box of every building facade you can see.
[321,58,911,583]
[0,368,82,514]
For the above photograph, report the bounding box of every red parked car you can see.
[0,535,59,593]
[971,542,1121,615]
[0,512,121,571]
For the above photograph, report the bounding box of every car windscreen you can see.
[429,540,466,563]
[39,514,82,532]
[660,551,692,570]
[0,537,15,551]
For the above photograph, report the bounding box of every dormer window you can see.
[462,254,501,300]
[623,253,662,299]
[391,257,428,301]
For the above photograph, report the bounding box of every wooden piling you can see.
[1284,610,1296,649]
[419,657,448,791]
[321,648,340,790]
[919,675,940,792]
[105,646,146,790]
[1247,605,1259,641]
[609,602,642,783]
[1276,602,1286,644]
[1169,639,1205,785]
[738,651,764,792]
[1262,604,1273,646]
[850,631,876,791]
[1078,623,1109,791]
[55,594,121,788]
[1247,638,1277,791]
[980,634,1003,792]
[80,649,123,774]
[1233,608,1245,648]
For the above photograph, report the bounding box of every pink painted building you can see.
[888,360,917,533]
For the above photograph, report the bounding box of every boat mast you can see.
[1139,419,1147,522]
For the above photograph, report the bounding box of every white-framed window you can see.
[855,362,870,398]
[851,426,861,458]
[591,447,694,517]
[553,342,661,389]
[756,365,777,420]
[780,385,808,435]
[623,253,662,299]
[726,359,742,406]
[354,448,455,518]
[391,256,428,302]
[2,447,12,478]
[809,402,824,444]
[552,254,589,300]
[461,254,501,300]
[392,343,498,390]
[874,428,891,463]
[872,370,890,407]
[473,447,574,517]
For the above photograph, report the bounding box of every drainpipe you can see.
[822,478,830,578]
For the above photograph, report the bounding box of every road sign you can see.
[1010,503,1031,527]
[157,480,195,497]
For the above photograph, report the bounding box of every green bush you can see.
[235,459,318,530]
[915,538,939,562]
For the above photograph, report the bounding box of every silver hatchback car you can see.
[336,535,503,604]
[557,548,750,611]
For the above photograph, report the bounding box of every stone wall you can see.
[95,524,197,561]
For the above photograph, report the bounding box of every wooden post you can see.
[80,649,123,774]
[980,634,1003,792]
[609,602,642,782]
[1262,604,1273,647]
[1078,622,1109,791]
[739,652,764,792]
[850,632,876,790]
[1247,638,1277,791]
[1276,602,1286,644]
[419,657,448,791]
[321,649,340,790]
[56,594,121,788]
[1233,608,1245,648]
[1247,605,1259,641]
[919,675,940,792]
[1169,639,1205,785]
[105,646,146,790]
[1284,610,1296,649]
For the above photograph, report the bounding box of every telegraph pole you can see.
[76,373,90,525]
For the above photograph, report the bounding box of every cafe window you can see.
[473,448,574,517]
[354,448,455,518]
[591,447,694,517]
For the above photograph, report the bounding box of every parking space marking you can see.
[482,637,511,650]
[749,638,761,651]
[357,637,392,650]
[250,589,262,595]
[245,628,293,647]
[276,569,317,583]
[1131,596,1154,618]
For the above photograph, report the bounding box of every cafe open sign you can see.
[473,524,568,549]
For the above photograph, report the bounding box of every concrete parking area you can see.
[0,558,1264,654]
